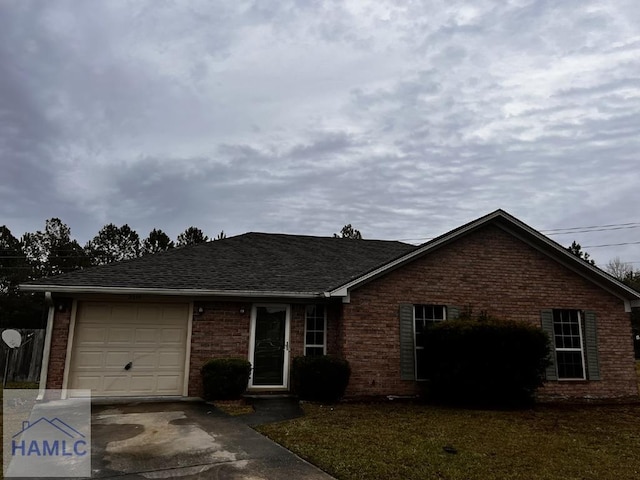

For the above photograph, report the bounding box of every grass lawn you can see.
[257,362,640,480]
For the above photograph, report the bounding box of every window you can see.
[552,309,586,380]
[414,305,446,380]
[305,305,326,356]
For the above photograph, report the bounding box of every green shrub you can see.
[291,355,351,402]
[201,358,252,400]
[421,316,550,407]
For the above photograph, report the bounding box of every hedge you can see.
[421,317,550,407]
[201,358,252,400]
[291,355,351,402]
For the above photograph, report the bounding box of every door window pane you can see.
[253,306,286,385]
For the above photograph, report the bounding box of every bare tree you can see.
[606,257,633,281]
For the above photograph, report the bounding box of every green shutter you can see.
[399,304,415,380]
[447,306,460,320]
[584,311,601,380]
[540,310,558,381]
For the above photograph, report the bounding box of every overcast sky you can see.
[1,0,639,266]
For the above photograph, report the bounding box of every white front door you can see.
[248,305,290,389]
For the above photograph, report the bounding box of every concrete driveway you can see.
[91,401,334,480]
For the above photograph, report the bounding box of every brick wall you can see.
[46,299,72,389]
[46,297,341,397]
[289,304,306,358]
[326,303,341,356]
[340,224,638,400]
[188,301,251,396]
[188,301,342,396]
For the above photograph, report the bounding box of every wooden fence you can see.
[1,329,46,384]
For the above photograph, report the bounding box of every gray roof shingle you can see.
[23,233,416,294]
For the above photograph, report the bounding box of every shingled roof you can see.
[21,233,416,297]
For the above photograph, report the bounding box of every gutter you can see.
[19,284,323,299]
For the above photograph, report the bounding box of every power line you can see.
[396,220,640,243]
[543,225,640,235]
[541,222,640,233]
[583,241,640,248]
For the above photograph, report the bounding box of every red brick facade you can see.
[339,224,638,400]
[188,301,250,396]
[187,302,341,397]
[44,224,638,401]
[46,299,72,389]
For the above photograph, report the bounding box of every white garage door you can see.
[69,302,189,396]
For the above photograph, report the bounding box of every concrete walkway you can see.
[91,401,334,479]
[238,397,305,426]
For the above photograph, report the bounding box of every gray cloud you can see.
[1,0,639,266]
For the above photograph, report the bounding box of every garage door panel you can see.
[138,305,162,321]
[81,303,112,321]
[156,375,182,393]
[107,327,135,345]
[129,375,156,393]
[162,305,190,321]
[73,351,104,369]
[112,305,136,320]
[76,326,107,343]
[102,375,130,393]
[133,351,159,368]
[157,352,182,368]
[73,376,102,391]
[134,328,159,345]
[70,302,189,396]
[104,351,131,369]
[160,328,185,343]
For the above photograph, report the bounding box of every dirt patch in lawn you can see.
[212,399,255,416]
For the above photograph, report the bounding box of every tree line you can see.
[3,218,638,329]
[0,219,363,328]
[0,219,224,328]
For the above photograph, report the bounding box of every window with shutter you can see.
[540,310,558,381]
[541,309,599,381]
[399,304,415,380]
[399,304,459,381]
[414,305,446,380]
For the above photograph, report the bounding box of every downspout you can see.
[37,292,55,400]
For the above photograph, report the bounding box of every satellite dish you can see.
[2,329,22,349]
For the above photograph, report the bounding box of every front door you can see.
[249,305,290,389]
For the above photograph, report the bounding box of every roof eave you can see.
[19,284,323,299]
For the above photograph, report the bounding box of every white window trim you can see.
[413,304,446,381]
[304,305,327,356]
[554,310,587,381]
